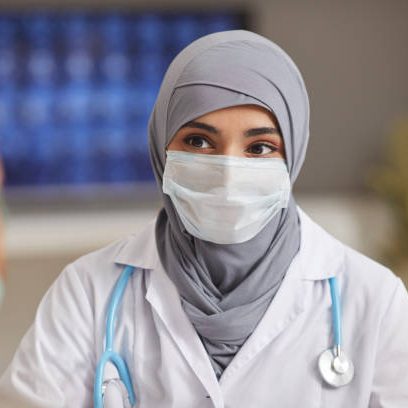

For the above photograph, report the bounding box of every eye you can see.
[247,142,278,156]
[184,135,213,149]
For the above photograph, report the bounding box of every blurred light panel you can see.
[0,11,245,189]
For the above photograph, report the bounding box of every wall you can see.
[0,0,406,192]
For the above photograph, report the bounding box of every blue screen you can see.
[0,11,244,188]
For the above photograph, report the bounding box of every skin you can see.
[167,104,286,159]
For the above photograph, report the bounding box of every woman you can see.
[0,30,407,407]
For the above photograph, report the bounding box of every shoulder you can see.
[297,205,403,311]
[341,242,397,287]
[65,216,158,294]
[341,243,402,312]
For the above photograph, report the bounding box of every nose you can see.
[217,142,244,157]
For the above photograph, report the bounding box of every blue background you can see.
[0,11,244,187]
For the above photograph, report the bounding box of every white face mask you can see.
[162,151,291,244]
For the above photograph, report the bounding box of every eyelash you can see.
[184,135,213,149]
[183,135,279,155]
[247,143,278,155]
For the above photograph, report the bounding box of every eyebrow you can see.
[180,121,279,137]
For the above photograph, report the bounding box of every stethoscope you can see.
[94,265,137,408]
[93,266,354,407]
[318,277,355,387]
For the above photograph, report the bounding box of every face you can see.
[167,104,286,159]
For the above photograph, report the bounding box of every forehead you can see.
[186,104,279,126]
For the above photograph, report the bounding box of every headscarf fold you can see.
[148,30,310,379]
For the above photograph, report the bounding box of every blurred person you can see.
[0,30,407,407]
[0,157,5,306]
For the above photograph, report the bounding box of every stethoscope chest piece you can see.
[318,347,354,387]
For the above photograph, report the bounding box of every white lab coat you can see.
[1,206,407,407]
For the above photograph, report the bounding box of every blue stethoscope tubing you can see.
[93,267,353,406]
[94,264,137,408]
[329,277,342,348]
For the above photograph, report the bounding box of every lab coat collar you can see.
[114,218,159,270]
[296,206,345,281]
[113,205,345,281]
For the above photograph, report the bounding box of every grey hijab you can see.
[148,30,310,380]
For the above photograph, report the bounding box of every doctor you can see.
[1,30,408,407]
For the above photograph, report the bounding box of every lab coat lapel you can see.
[145,260,224,407]
[218,248,306,384]
[114,219,223,405]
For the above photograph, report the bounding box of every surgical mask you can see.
[162,151,291,244]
